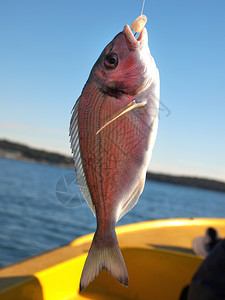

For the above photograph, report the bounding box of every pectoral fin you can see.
[96,99,147,135]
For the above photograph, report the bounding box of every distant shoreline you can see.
[1,139,225,193]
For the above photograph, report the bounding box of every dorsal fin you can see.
[69,99,95,216]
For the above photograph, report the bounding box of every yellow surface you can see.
[1,218,225,300]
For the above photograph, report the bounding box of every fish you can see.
[70,21,160,292]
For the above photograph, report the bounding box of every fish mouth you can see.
[123,25,147,50]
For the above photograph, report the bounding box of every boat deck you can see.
[1,218,225,300]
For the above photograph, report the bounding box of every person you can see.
[179,227,225,300]
[192,227,221,257]
[188,238,225,299]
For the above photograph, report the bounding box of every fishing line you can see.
[141,0,146,15]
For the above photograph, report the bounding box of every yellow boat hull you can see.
[1,218,225,300]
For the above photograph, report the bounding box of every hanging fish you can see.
[70,16,160,291]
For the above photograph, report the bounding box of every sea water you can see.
[0,157,224,268]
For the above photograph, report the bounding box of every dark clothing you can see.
[188,239,225,300]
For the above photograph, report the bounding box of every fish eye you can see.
[104,53,118,69]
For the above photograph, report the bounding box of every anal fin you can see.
[117,179,145,222]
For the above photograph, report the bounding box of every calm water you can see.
[0,157,224,268]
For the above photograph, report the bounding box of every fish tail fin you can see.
[80,230,129,292]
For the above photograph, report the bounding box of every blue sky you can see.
[0,0,224,181]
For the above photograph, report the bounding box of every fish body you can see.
[70,24,159,291]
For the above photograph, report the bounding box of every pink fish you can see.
[70,23,159,291]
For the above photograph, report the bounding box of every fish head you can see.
[91,24,158,96]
